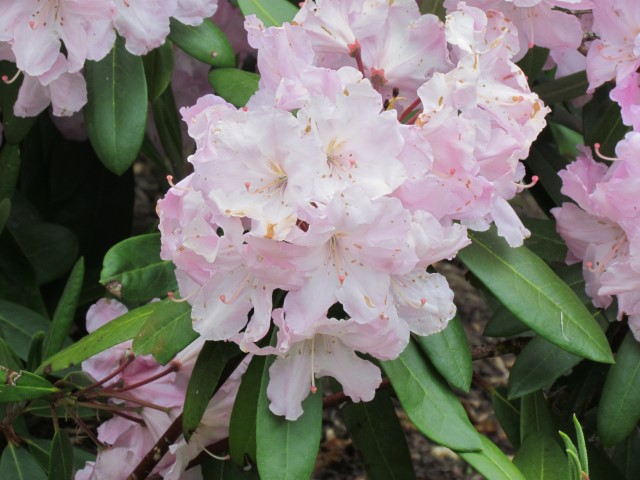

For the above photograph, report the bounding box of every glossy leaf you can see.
[381,340,482,451]
[256,357,322,480]
[416,315,472,391]
[169,18,235,67]
[513,431,570,480]
[613,427,640,480]
[132,301,196,365]
[517,46,550,82]
[341,389,416,480]
[229,354,266,466]
[99,233,177,304]
[48,430,74,480]
[36,299,179,374]
[484,306,529,337]
[525,140,570,208]
[418,0,446,19]
[459,435,526,480]
[583,85,629,158]
[201,458,260,479]
[209,69,259,107]
[458,228,613,364]
[522,218,567,264]
[0,199,9,235]
[0,337,22,371]
[42,258,84,360]
[0,61,37,144]
[0,144,20,200]
[12,223,78,286]
[519,391,555,442]
[238,0,298,27]
[143,40,174,102]
[26,331,45,372]
[492,388,521,449]
[532,70,589,105]
[0,368,59,403]
[85,36,148,175]
[0,300,50,360]
[183,341,241,439]
[598,332,640,446]
[0,444,46,480]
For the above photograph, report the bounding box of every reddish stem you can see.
[76,354,135,395]
[398,98,422,123]
[115,363,179,394]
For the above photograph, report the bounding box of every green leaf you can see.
[417,0,446,19]
[36,299,179,374]
[237,0,298,27]
[0,61,37,144]
[525,140,570,208]
[132,302,196,365]
[513,431,570,480]
[201,458,260,479]
[48,430,74,480]
[532,71,589,105]
[256,359,322,480]
[519,391,555,442]
[99,233,177,304]
[42,258,84,360]
[381,340,482,451]
[613,427,640,479]
[559,432,581,480]
[458,228,613,364]
[85,35,148,175]
[459,435,526,480]
[341,389,416,480]
[0,368,59,403]
[143,40,174,102]
[169,18,235,67]
[598,332,640,446]
[0,444,47,480]
[416,315,472,391]
[484,305,530,337]
[572,415,588,475]
[152,86,184,178]
[522,218,567,264]
[0,144,20,200]
[517,46,550,83]
[208,69,260,107]
[0,199,10,235]
[492,388,521,449]
[183,341,241,439]
[229,354,266,466]
[0,300,50,360]
[583,85,629,158]
[12,223,79,286]
[27,331,45,372]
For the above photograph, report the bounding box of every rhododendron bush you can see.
[3,0,640,478]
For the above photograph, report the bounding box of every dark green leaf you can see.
[99,233,177,304]
[525,141,570,207]
[572,415,588,475]
[48,430,74,480]
[598,332,640,446]
[27,331,45,372]
[85,36,148,175]
[143,40,175,102]
[613,427,640,480]
[133,301,196,365]
[12,223,78,286]
[417,0,446,19]
[0,199,9,236]
[256,358,322,480]
[532,71,589,105]
[238,0,298,27]
[513,431,570,480]
[519,391,555,442]
[0,444,47,480]
[416,316,472,391]
[170,18,235,67]
[522,218,567,264]
[229,354,266,466]
[0,144,20,200]
[183,341,241,439]
[583,85,629,158]
[201,458,260,479]
[209,69,259,107]
[459,435,526,480]
[152,87,184,178]
[42,258,84,360]
[492,388,521,449]
[0,61,37,144]
[0,368,59,403]
[381,340,482,451]
[36,299,179,374]
[0,336,22,371]
[341,389,416,480]
[517,46,550,82]
[484,306,530,337]
[458,228,613,364]
[0,300,50,360]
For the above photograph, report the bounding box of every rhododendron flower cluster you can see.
[157,0,548,420]
[0,0,219,117]
[75,299,246,479]
[553,134,640,340]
